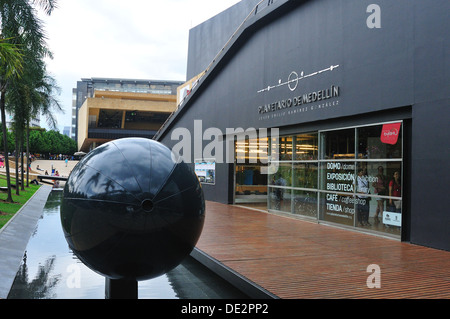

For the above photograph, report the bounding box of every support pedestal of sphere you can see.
[105,278,138,299]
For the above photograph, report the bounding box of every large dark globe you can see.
[60,138,205,281]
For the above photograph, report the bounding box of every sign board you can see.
[380,122,401,145]
[195,160,215,185]
[383,211,402,227]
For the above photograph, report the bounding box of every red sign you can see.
[381,123,401,145]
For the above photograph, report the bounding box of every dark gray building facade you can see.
[156,0,450,251]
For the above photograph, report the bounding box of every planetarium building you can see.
[156,0,450,251]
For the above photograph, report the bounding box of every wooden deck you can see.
[195,201,450,299]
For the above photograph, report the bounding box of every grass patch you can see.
[0,175,41,230]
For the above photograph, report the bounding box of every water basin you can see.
[7,191,248,299]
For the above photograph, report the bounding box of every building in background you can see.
[72,78,183,152]
[63,126,71,137]
[71,88,77,140]
[6,111,40,129]
[155,0,450,252]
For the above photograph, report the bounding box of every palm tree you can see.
[0,40,23,201]
[8,55,61,189]
[0,0,57,201]
[27,72,61,184]
[24,71,62,188]
[0,40,23,78]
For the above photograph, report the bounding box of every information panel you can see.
[195,160,216,185]
[319,162,356,225]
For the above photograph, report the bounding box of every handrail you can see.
[203,0,267,77]
[154,0,277,139]
[37,175,68,181]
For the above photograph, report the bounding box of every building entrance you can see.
[234,137,268,210]
[268,122,404,238]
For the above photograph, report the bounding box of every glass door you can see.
[235,137,268,210]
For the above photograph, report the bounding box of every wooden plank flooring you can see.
[195,201,450,299]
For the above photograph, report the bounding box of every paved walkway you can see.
[193,201,450,299]
[2,180,449,299]
[29,159,78,179]
[0,185,53,299]
[0,159,78,179]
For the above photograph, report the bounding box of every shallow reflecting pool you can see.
[8,191,248,299]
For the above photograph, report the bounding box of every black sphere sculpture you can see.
[60,138,205,283]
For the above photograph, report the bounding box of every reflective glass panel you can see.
[357,124,402,159]
[269,163,292,187]
[293,163,318,189]
[319,192,355,226]
[319,161,356,193]
[266,123,403,238]
[320,128,355,159]
[273,136,293,160]
[293,190,317,218]
[294,133,318,160]
[268,187,292,213]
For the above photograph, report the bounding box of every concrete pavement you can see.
[30,159,79,178]
[0,185,53,299]
[0,159,79,180]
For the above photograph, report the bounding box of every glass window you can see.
[383,200,402,223]
[319,161,356,194]
[97,109,123,129]
[269,163,292,187]
[357,124,402,159]
[266,122,403,238]
[293,190,317,218]
[320,128,355,159]
[294,133,318,160]
[236,138,268,165]
[236,165,267,187]
[268,187,292,213]
[293,163,318,189]
[363,161,402,233]
[235,137,269,205]
[273,136,293,160]
[319,192,355,226]
[88,115,97,128]
[362,161,402,198]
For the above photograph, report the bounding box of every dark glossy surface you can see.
[8,192,248,299]
[61,138,205,281]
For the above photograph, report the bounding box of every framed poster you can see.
[195,159,216,185]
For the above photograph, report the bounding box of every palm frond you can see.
[31,0,58,15]
[0,38,23,79]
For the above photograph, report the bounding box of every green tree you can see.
[29,129,45,154]
[28,129,76,156]
[0,40,23,201]
[0,39,22,78]
[0,0,58,201]
[8,55,61,188]
[0,125,14,150]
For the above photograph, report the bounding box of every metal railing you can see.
[154,0,277,139]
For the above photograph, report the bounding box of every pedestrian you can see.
[356,168,371,226]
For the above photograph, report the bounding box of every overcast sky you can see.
[38,0,242,132]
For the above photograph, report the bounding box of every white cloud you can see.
[38,0,242,131]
